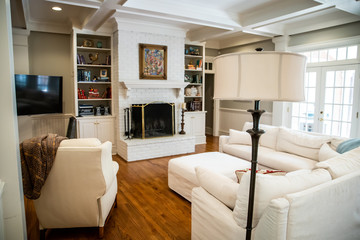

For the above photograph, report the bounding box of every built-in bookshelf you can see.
[74,33,113,117]
[184,43,206,144]
[184,43,205,111]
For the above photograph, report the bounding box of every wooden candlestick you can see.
[179,108,186,134]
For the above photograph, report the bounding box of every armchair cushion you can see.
[233,169,331,228]
[60,138,101,147]
[196,167,239,209]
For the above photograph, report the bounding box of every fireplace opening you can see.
[131,102,175,139]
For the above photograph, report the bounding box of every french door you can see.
[291,64,359,138]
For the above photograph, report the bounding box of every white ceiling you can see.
[11,0,360,49]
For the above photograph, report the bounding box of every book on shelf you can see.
[105,55,111,65]
[77,54,86,64]
[78,69,91,82]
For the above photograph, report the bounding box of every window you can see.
[291,44,360,138]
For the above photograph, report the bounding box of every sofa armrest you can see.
[284,170,360,239]
[219,135,229,153]
[191,187,245,240]
[253,198,289,240]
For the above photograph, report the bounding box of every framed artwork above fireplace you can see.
[139,44,167,80]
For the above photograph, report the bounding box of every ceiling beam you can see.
[114,6,237,31]
[45,0,101,9]
[241,1,333,29]
[82,0,119,31]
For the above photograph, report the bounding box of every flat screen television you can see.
[14,74,63,116]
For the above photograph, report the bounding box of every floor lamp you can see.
[213,51,306,239]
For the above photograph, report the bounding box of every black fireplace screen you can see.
[131,102,175,139]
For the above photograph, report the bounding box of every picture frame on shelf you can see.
[100,69,108,77]
[139,43,167,80]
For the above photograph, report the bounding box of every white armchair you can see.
[33,138,119,239]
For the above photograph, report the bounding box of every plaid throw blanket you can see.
[20,134,67,199]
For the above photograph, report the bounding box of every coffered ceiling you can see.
[11,0,360,48]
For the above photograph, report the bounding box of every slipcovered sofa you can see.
[168,122,345,201]
[191,147,360,239]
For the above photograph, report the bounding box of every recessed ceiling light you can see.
[52,6,62,11]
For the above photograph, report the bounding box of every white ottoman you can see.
[168,152,254,201]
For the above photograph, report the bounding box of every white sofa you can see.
[168,122,344,201]
[192,146,360,239]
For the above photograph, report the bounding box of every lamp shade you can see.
[213,51,307,101]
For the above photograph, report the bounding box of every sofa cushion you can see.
[257,151,317,172]
[276,127,331,160]
[196,167,239,209]
[222,144,276,163]
[228,129,251,145]
[316,146,360,179]
[336,138,360,154]
[235,169,286,183]
[60,138,101,147]
[242,122,279,150]
[318,143,340,162]
[233,169,331,228]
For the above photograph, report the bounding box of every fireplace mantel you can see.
[120,80,189,97]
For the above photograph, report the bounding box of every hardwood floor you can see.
[25,135,219,240]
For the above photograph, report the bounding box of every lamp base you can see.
[245,100,265,240]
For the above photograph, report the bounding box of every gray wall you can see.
[290,21,360,48]
[219,39,275,55]
[28,31,73,114]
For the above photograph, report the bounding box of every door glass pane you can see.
[333,105,342,121]
[341,123,351,137]
[325,88,334,104]
[292,102,300,117]
[342,105,352,122]
[333,88,343,104]
[308,88,316,103]
[308,72,317,87]
[343,88,353,104]
[335,71,344,86]
[324,104,332,120]
[326,71,334,86]
[332,122,341,136]
[345,70,355,87]
[323,120,331,135]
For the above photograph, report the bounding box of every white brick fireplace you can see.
[113,20,196,161]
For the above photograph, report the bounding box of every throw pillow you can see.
[232,168,331,228]
[319,143,340,162]
[336,138,360,154]
[228,129,251,145]
[242,122,279,149]
[235,169,286,183]
[316,146,360,179]
[196,167,239,209]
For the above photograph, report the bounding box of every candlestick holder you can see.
[179,108,186,134]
